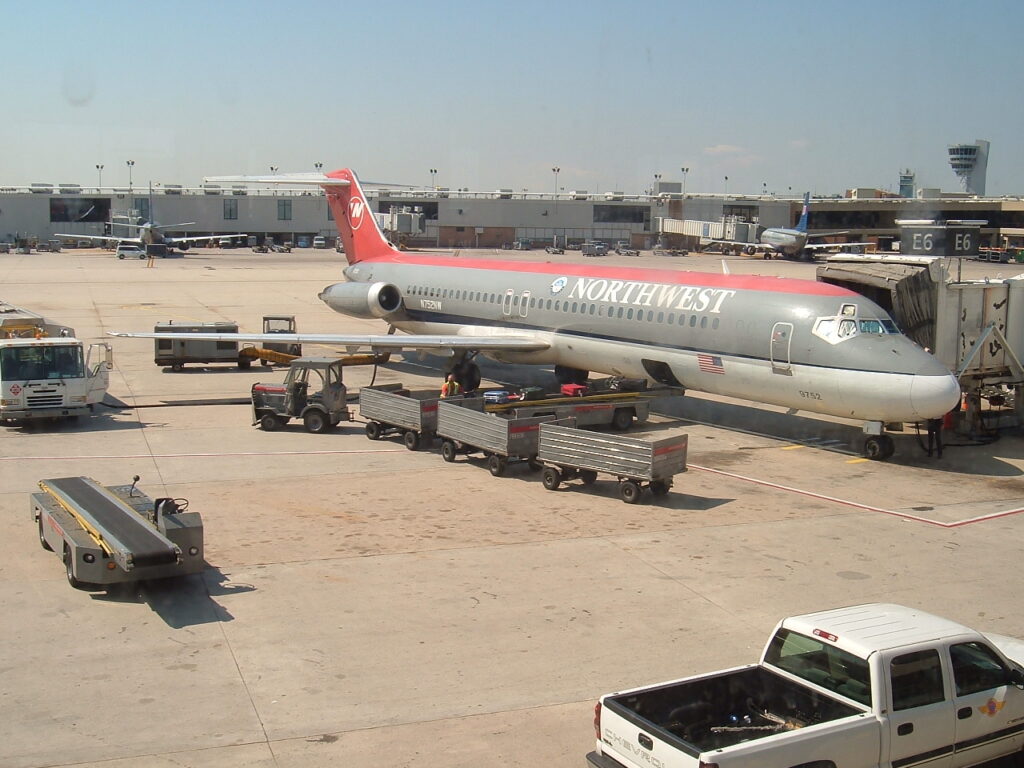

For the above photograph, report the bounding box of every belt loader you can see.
[31,476,204,590]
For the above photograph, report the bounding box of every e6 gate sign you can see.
[900,224,981,257]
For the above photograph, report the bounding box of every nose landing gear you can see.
[863,434,895,460]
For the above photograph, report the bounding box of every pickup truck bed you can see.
[604,665,862,754]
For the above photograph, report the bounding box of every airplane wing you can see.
[803,241,871,251]
[108,330,550,353]
[55,233,139,246]
[164,233,248,245]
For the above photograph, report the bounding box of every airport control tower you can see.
[948,139,989,195]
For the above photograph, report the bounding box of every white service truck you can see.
[0,303,112,423]
[590,604,1024,768]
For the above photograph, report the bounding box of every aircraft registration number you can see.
[799,390,822,401]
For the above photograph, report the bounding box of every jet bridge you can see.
[32,476,204,589]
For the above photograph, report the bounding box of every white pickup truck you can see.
[589,604,1024,768]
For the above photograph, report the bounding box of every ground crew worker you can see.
[440,373,462,399]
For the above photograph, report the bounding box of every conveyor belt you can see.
[40,477,179,570]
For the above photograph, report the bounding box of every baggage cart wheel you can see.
[611,408,634,431]
[38,516,52,551]
[261,359,271,367]
[527,456,543,472]
[619,480,642,504]
[650,479,671,497]
[542,466,561,490]
[365,421,383,440]
[303,410,329,434]
[259,413,282,431]
[403,430,421,451]
[441,440,458,462]
[487,454,508,476]
[580,470,598,486]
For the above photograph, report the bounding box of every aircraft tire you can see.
[455,361,481,393]
[863,435,894,461]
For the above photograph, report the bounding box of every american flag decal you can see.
[698,354,725,374]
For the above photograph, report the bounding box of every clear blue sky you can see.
[4,0,1022,195]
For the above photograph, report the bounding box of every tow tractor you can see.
[251,357,352,433]
[258,314,302,366]
[31,475,204,590]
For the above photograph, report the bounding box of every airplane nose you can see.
[910,372,961,420]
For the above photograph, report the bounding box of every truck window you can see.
[890,650,945,711]
[764,628,872,705]
[950,642,1009,696]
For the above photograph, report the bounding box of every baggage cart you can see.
[436,398,552,476]
[360,383,440,450]
[536,422,687,503]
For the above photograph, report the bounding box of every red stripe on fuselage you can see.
[363,252,853,296]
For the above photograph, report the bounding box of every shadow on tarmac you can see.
[87,566,254,628]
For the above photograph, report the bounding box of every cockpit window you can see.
[813,314,897,344]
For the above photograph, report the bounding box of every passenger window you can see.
[891,650,945,711]
[712,318,720,330]
[950,642,1009,696]
[626,308,634,320]
[700,317,707,328]
[689,316,696,327]
[657,312,664,323]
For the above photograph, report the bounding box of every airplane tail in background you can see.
[324,168,401,265]
[795,192,811,233]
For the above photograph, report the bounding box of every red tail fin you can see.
[324,169,400,264]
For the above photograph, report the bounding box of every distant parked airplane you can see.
[712,193,868,260]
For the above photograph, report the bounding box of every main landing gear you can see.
[863,434,895,461]
[448,353,481,393]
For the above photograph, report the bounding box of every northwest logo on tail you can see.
[348,197,367,230]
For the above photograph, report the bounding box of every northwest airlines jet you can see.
[112,168,961,459]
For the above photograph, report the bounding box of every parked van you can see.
[312,235,327,249]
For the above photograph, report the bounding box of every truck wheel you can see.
[238,357,252,370]
[38,517,53,551]
[303,410,328,434]
[650,479,671,496]
[619,480,642,504]
[259,413,282,431]
[403,430,421,451]
[580,470,598,486]
[261,359,271,367]
[117,253,125,259]
[365,421,383,440]
[542,467,561,490]
[440,440,457,462]
[487,454,507,476]
[611,408,634,431]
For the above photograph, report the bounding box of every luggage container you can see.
[153,321,252,371]
[360,383,440,450]
[436,398,552,476]
[536,421,687,503]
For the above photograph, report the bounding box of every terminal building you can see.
[2,172,1023,252]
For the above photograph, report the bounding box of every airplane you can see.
[110,168,962,460]
[711,193,869,261]
[58,186,246,252]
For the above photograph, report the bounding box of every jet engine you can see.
[318,281,405,320]
[177,242,190,251]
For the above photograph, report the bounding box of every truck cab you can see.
[0,337,112,423]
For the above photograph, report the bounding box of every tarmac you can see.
[1,246,1022,768]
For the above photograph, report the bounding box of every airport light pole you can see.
[269,166,278,174]
[430,168,437,189]
[314,162,323,174]
[552,167,560,197]
[96,164,104,190]
[126,160,134,192]
[653,173,661,197]
[724,175,728,196]
[680,167,689,197]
